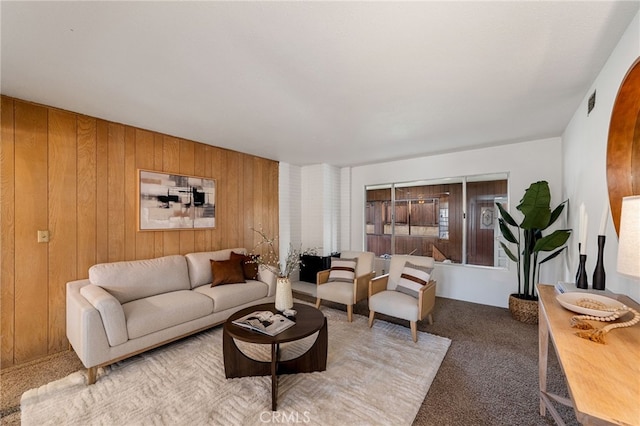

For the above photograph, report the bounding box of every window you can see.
[365,173,508,267]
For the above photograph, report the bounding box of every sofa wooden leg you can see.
[411,322,418,342]
[87,367,97,385]
[347,305,353,322]
[368,311,375,327]
[315,298,321,309]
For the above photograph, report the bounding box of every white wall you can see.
[349,138,563,308]
[339,167,352,250]
[562,10,640,302]
[279,162,302,280]
[282,10,640,305]
[300,164,341,255]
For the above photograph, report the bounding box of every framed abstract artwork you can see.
[138,169,216,230]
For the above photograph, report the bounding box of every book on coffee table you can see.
[232,311,295,336]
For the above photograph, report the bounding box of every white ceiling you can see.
[2,1,638,167]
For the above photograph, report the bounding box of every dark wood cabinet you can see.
[299,254,335,283]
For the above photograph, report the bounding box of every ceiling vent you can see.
[588,90,596,115]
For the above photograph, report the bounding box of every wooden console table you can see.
[537,284,640,425]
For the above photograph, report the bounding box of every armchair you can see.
[315,251,375,322]
[368,255,436,342]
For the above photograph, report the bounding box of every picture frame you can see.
[138,169,216,231]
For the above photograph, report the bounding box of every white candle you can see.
[579,203,585,247]
[580,214,588,255]
[599,201,608,235]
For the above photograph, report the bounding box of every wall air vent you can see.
[588,90,596,115]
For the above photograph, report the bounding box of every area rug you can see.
[21,306,451,425]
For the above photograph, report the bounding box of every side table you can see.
[223,303,327,411]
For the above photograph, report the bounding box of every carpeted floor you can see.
[1,296,577,425]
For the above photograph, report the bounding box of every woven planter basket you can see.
[508,294,538,325]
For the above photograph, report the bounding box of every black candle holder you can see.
[577,254,588,289]
[592,235,606,290]
[575,243,583,283]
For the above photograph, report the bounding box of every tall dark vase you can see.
[575,243,583,283]
[592,235,606,290]
[577,254,588,289]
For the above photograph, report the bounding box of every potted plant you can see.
[496,181,571,324]
[250,227,317,311]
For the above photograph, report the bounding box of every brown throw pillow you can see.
[210,258,245,287]
[230,251,260,280]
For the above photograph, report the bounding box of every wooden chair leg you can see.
[410,322,418,342]
[368,311,375,328]
[347,305,353,322]
[87,367,97,385]
[427,313,434,325]
[315,298,321,309]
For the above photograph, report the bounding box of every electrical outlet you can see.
[37,230,50,243]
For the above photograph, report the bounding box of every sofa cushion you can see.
[317,281,355,305]
[89,255,190,304]
[185,248,247,288]
[122,290,214,340]
[194,280,268,313]
[369,290,420,322]
[230,251,259,280]
[210,258,246,286]
[327,257,357,283]
[396,262,433,298]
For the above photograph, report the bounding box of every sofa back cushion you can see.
[89,255,190,304]
[185,248,247,288]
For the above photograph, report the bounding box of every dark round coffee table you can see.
[223,303,327,411]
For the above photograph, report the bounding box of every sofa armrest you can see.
[66,279,114,369]
[258,265,277,297]
[354,272,375,303]
[316,269,330,285]
[418,280,436,320]
[369,274,389,298]
[80,284,128,346]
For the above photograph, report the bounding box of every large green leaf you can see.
[533,229,571,252]
[539,246,567,264]
[500,242,518,262]
[517,181,551,230]
[496,202,517,227]
[544,201,567,230]
[498,218,518,244]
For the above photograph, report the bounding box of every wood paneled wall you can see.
[365,184,463,262]
[465,180,507,266]
[0,96,279,368]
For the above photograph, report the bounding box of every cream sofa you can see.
[66,248,276,384]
